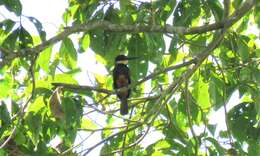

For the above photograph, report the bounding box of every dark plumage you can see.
[113,55,136,115]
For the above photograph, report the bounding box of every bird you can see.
[113,55,138,115]
[49,87,64,119]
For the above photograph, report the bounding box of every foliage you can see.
[0,0,259,155]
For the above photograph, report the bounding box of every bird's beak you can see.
[126,56,139,60]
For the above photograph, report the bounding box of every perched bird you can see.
[49,87,64,119]
[113,55,138,115]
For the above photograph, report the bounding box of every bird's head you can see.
[115,55,138,65]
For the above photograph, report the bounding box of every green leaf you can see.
[207,124,217,135]
[89,30,105,55]
[168,35,179,62]
[2,28,20,50]
[189,36,207,56]
[53,73,78,84]
[104,6,120,23]
[192,75,210,109]
[0,74,12,98]
[236,14,250,33]
[27,16,46,41]
[37,46,52,73]
[173,0,200,26]
[256,49,260,58]
[100,143,112,155]
[14,130,27,145]
[144,33,165,65]
[207,0,223,21]
[25,112,42,147]
[60,37,77,69]
[62,97,82,126]
[79,34,90,53]
[151,151,165,156]
[204,137,225,155]
[232,0,243,8]
[208,75,224,110]
[18,26,34,48]
[62,4,79,25]
[0,102,11,127]
[11,101,19,116]
[248,142,260,156]
[237,38,249,62]
[0,149,7,156]
[81,118,97,129]
[178,94,199,123]
[27,96,46,114]
[1,0,22,16]
[89,30,126,66]
[253,3,260,28]
[239,68,251,81]
[49,55,60,77]
[153,139,171,149]
[127,34,149,81]
[227,102,257,142]
[119,0,133,23]
[0,19,16,34]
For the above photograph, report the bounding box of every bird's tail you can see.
[120,98,128,115]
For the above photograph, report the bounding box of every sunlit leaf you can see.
[37,46,52,73]
[79,34,90,53]
[27,96,46,114]
[60,37,77,69]
[0,74,12,98]
[0,149,7,156]
[2,28,19,50]
[81,118,97,129]
[192,75,211,109]
[53,73,78,84]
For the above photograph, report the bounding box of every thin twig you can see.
[105,125,151,156]
[121,108,135,156]
[78,125,128,132]
[61,132,95,155]
[211,56,233,145]
[185,80,199,155]
[0,126,17,149]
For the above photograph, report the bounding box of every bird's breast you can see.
[116,74,129,88]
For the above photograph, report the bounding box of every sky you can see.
[0,0,247,155]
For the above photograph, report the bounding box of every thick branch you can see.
[51,83,114,94]
[52,59,195,95]
[0,0,256,67]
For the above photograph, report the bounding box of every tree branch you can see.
[52,59,196,95]
[0,0,256,67]
[51,82,114,94]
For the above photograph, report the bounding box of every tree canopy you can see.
[0,0,259,155]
